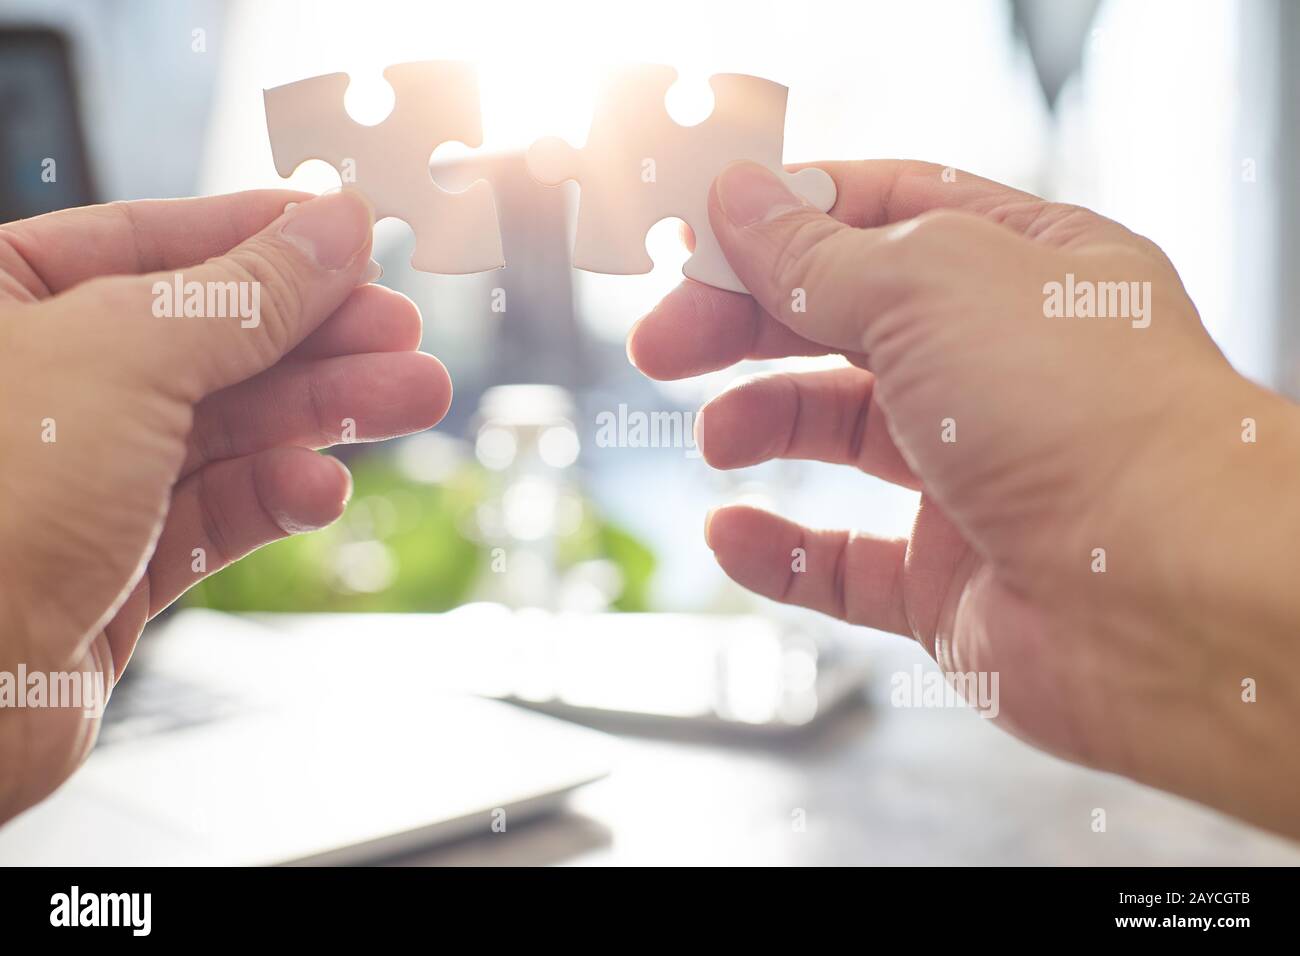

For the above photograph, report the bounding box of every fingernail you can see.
[715,161,805,227]
[693,408,706,457]
[334,457,354,506]
[625,318,642,367]
[704,507,717,549]
[359,258,384,285]
[281,191,373,270]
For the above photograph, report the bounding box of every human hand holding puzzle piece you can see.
[264,60,836,293]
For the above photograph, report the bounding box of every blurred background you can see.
[3,0,1300,865]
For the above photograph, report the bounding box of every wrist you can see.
[1176,377,1300,640]
[1159,374,1300,833]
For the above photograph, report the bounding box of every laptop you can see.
[0,610,615,866]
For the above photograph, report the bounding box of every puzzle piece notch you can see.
[527,137,582,188]
[524,64,835,293]
[264,60,503,275]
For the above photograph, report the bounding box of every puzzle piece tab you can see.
[526,65,835,293]
[264,61,504,275]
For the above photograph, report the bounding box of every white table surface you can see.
[348,628,1300,867]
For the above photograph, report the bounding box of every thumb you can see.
[708,161,916,354]
[123,190,374,398]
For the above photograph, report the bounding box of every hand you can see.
[0,191,451,821]
[629,160,1300,836]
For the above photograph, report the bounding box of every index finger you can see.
[810,159,1042,229]
[629,159,1042,380]
[0,190,310,298]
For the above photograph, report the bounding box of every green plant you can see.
[184,449,655,613]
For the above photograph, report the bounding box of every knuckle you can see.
[195,467,235,566]
[1045,200,1096,224]
[880,208,992,276]
[303,371,334,444]
[1021,200,1116,248]
[903,207,980,242]
[778,526,807,605]
[1131,233,1177,271]
[769,215,844,304]
[81,274,150,313]
[829,532,851,620]
[219,242,305,357]
[844,377,873,466]
[190,404,234,469]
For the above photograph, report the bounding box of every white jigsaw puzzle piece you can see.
[264,61,504,275]
[526,64,835,293]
